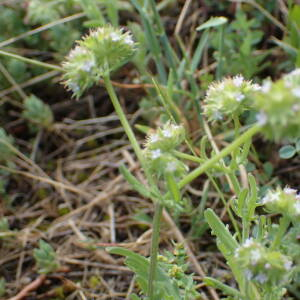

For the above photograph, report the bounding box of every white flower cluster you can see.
[261,187,300,218]
[62,26,136,98]
[203,75,260,121]
[253,68,300,140]
[143,122,188,179]
[235,238,293,285]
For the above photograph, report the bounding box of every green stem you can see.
[103,74,145,168]
[271,216,290,250]
[178,125,261,189]
[147,202,163,299]
[216,24,225,80]
[0,49,63,71]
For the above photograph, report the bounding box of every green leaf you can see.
[0,278,5,297]
[119,164,151,199]
[204,209,239,254]
[108,247,181,299]
[279,145,296,159]
[204,277,242,297]
[296,139,300,152]
[0,128,15,162]
[22,95,53,128]
[130,294,142,300]
[197,16,227,31]
[33,240,60,274]
[165,173,181,203]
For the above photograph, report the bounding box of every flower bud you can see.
[62,26,137,98]
[235,238,292,285]
[203,75,260,121]
[144,122,185,151]
[144,151,188,179]
[261,186,300,220]
[253,69,300,141]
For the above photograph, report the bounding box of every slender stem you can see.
[271,216,290,250]
[0,50,63,72]
[103,76,164,298]
[147,202,163,299]
[178,125,261,189]
[216,24,225,80]
[103,74,145,168]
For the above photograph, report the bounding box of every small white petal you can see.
[292,87,300,98]
[110,32,121,41]
[283,187,297,195]
[162,129,172,138]
[166,161,177,172]
[151,149,162,159]
[245,269,253,280]
[234,92,245,102]
[284,260,293,270]
[243,238,254,248]
[255,273,268,284]
[250,249,261,265]
[148,134,159,144]
[252,83,261,91]
[261,81,271,93]
[256,111,268,126]
[233,75,244,87]
[124,35,134,45]
[265,263,271,269]
[81,60,95,72]
[294,202,300,215]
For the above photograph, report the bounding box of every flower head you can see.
[62,26,137,98]
[144,122,185,151]
[253,69,300,141]
[203,75,260,121]
[261,186,300,220]
[235,239,292,285]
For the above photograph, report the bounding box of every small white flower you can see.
[262,195,270,204]
[261,81,271,93]
[69,82,80,93]
[294,202,300,215]
[166,161,177,172]
[245,269,253,280]
[252,83,261,91]
[234,92,245,102]
[265,263,271,269]
[250,249,262,265]
[233,75,244,87]
[284,259,293,271]
[124,35,134,45]
[69,46,88,58]
[243,238,254,248]
[171,124,181,130]
[269,191,280,202]
[148,134,159,144]
[212,111,223,120]
[292,87,300,98]
[151,149,162,159]
[255,273,268,284]
[256,111,267,126]
[162,129,172,138]
[81,60,95,72]
[110,32,121,41]
[292,104,300,111]
[283,187,297,195]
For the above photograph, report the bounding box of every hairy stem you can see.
[178,124,261,189]
[0,49,63,71]
[147,202,163,299]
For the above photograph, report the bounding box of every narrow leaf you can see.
[197,16,227,31]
